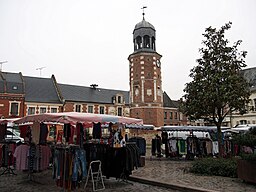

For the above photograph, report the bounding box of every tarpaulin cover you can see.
[161,126,230,132]
[14,112,143,125]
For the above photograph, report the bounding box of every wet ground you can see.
[132,157,256,192]
[1,157,256,192]
[0,167,179,192]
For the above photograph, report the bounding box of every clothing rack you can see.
[27,143,36,181]
[0,141,17,176]
[53,144,86,191]
[0,150,16,176]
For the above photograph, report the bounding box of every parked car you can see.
[5,128,24,143]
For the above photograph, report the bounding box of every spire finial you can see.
[141,6,147,20]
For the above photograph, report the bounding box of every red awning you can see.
[14,112,143,125]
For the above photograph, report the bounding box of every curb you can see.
[128,175,218,192]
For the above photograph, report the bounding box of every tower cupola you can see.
[133,14,156,53]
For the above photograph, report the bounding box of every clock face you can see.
[156,59,161,68]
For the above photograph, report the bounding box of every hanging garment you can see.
[39,123,48,144]
[128,137,146,156]
[205,140,213,155]
[93,123,101,139]
[156,137,162,157]
[31,122,40,144]
[151,138,156,156]
[72,149,87,181]
[212,141,219,155]
[41,145,51,170]
[169,139,177,152]
[0,124,7,142]
[0,144,3,167]
[178,140,187,155]
[13,144,30,171]
[64,124,71,142]
[161,132,168,144]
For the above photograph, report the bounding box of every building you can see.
[0,72,25,118]
[0,70,185,126]
[23,75,62,116]
[58,83,130,116]
[128,13,187,127]
[0,14,187,126]
[229,67,256,126]
[128,14,164,127]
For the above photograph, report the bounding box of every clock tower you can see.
[128,12,164,127]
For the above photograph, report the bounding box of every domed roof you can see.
[134,19,155,31]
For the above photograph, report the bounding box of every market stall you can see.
[13,112,143,191]
[160,126,224,159]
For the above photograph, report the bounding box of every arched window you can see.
[151,37,155,50]
[143,35,150,48]
[135,36,142,50]
[117,96,122,103]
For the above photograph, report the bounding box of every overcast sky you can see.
[0,0,255,100]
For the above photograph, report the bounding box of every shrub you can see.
[240,153,256,162]
[190,158,237,178]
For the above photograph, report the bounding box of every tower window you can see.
[164,112,167,119]
[143,35,150,48]
[170,112,173,119]
[135,36,142,49]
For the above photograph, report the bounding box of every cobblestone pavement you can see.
[132,157,256,192]
[0,168,179,192]
[1,157,256,192]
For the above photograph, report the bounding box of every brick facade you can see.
[0,94,24,118]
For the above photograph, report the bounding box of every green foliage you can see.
[190,158,237,177]
[240,154,256,162]
[181,22,250,125]
[233,133,256,148]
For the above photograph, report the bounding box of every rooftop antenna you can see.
[0,61,8,71]
[141,6,147,20]
[36,66,46,77]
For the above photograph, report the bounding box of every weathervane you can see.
[141,6,147,20]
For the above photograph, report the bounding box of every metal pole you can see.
[0,61,8,71]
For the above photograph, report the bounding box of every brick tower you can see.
[128,12,164,127]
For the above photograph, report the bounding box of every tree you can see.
[181,22,251,156]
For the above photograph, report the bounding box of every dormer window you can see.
[117,96,122,103]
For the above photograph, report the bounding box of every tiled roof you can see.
[0,72,24,94]
[23,76,62,103]
[0,72,180,109]
[242,67,256,90]
[163,91,180,108]
[58,83,129,104]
